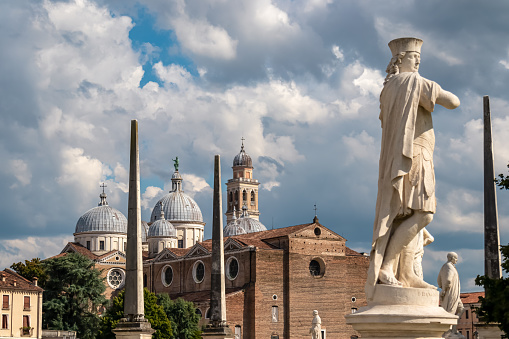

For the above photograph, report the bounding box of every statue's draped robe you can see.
[437,262,461,314]
[366,72,441,299]
[310,315,321,339]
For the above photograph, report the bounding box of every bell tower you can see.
[225,139,260,224]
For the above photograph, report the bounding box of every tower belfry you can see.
[225,140,260,224]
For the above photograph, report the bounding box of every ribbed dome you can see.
[233,142,252,167]
[226,205,266,235]
[149,202,177,237]
[141,221,149,242]
[150,171,203,223]
[224,209,247,236]
[148,219,176,238]
[75,193,127,234]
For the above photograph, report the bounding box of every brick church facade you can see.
[143,219,369,339]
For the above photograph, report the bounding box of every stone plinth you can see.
[346,285,457,339]
[201,323,233,339]
[476,323,504,339]
[112,320,155,339]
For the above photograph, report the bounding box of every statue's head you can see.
[384,37,423,83]
[313,310,319,316]
[447,252,458,264]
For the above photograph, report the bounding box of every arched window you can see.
[243,190,247,201]
[251,191,255,204]
[229,191,233,203]
[235,191,239,201]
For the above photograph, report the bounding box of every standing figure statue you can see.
[172,156,179,172]
[438,252,465,337]
[366,37,460,299]
[309,310,321,339]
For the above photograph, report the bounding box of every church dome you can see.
[148,203,177,238]
[224,209,247,236]
[150,171,203,223]
[233,141,252,167]
[226,205,266,235]
[75,192,127,234]
[141,221,149,242]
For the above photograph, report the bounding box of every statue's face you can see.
[451,255,458,264]
[399,51,420,72]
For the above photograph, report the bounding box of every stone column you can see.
[483,96,502,279]
[113,120,154,339]
[202,155,233,338]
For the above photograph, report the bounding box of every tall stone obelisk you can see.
[113,120,154,339]
[483,96,502,279]
[202,155,233,339]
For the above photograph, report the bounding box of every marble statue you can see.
[366,37,460,299]
[309,310,321,339]
[438,252,464,337]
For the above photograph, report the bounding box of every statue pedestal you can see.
[346,285,457,339]
[113,320,155,339]
[201,322,234,339]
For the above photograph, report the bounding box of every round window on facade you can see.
[309,258,325,278]
[226,257,239,280]
[161,265,173,287]
[314,227,321,236]
[107,268,125,289]
[193,260,205,283]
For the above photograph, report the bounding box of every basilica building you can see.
[56,142,369,338]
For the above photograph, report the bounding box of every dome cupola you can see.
[75,191,127,234]
[148,202,177,238]
[233,139,252,167]
[224,207,247,236]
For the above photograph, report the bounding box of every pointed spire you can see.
[159,201,165,220]
[241,204,249,218]
[241,137,245,151]
[232,206,237,221]
[98,183,108,206]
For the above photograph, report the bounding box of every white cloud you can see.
[9,159,32,187]
[332,45,344,61]
[141,186,163,211]
[0,235,73,270]
[182,174,212,198]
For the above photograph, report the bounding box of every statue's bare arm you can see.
[436,89,460,109]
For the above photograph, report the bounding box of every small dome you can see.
[224,208,247,236]
[75,193,127,234]
[150,171,203,223]
[148,203,177,238]
[141,221,149,242]
[233,141,252,167]
[226,205,266,235]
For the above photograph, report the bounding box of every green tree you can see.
[43,253,107,339]
[98,289,172,339]
[474,162,509,337]
[157,294,201,339]
[495,163,509,190]
[10,258,48,288]
[475,245,509,337]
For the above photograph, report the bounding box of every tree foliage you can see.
[157,294,201,339]
[475,162,509,337]
[495,164,509,190]
[98,289,172,339]
[42,253,107,339]
[475,245,509,337]
[10,258,48,288]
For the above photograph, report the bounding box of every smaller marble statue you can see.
[172,156,179,171]
[438,252,465,338]
[309,310,321,339]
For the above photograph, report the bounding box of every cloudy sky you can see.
[1,0,509,292]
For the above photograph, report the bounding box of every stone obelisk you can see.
[202,155,233,338]
[483,96,502,279]
[113,120,154,339]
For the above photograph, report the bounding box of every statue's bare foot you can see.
[399,274,437,289]
[378,268,403,286]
